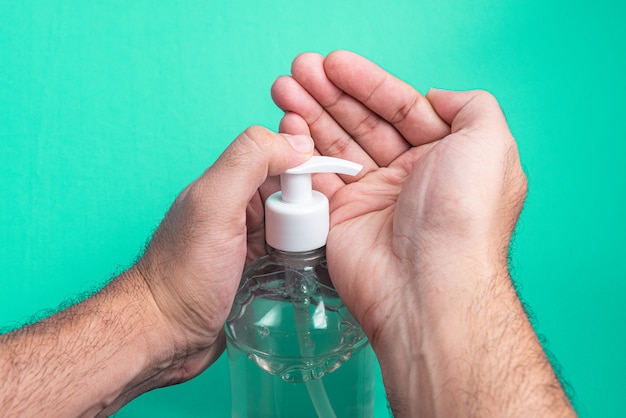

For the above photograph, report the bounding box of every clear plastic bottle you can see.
[225,247,374,418]
[224,157,374,417]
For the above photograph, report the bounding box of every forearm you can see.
[373,263,575,418]
[0,268,176,417]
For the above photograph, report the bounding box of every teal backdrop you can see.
[1,1,624,416]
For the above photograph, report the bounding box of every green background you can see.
[1,0,624,416]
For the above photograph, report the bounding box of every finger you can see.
[253,112,312,205]
[324,50,450,145]
[426,88,523,200]
[278,111,311,136]
[426,88,510,134]
[291,52,411,166]
[197,127,314,217]
[272,75,378,178]
[277,111,346,201]
[425,88,526,232]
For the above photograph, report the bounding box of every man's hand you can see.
[0,127,314,417]
[134,126,314,382]
[272,50,574,417]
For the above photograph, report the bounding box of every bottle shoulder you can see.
[246,248,328,270]
[242,250,333,291]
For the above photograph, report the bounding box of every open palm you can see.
[271,51,526,343]
[271,50,452,339]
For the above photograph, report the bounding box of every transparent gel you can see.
[225,247,374,418]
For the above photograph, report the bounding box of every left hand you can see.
[133,126,313,383]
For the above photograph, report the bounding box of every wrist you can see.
[90,267,224,414]
[126,260,225,385]
[414,246,509,313]
[111,267,203,385]
[88,268,180,412]
[0,268,185,417]
[374,256,573,417]
[370,258,508,417]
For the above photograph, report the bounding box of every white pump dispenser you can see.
[265,156,363,252]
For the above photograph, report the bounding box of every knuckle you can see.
[352,112,381,139]
[325,133,352,157]
[473,89,502,110]
[241,125,274,150]
[389,92,421,125]
[217,126,273,172]
[184,182,205,208]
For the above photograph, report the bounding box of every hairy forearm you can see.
[0,269,175,417]
[373,263,575,418]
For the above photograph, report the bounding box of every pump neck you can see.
[266,245,326,264]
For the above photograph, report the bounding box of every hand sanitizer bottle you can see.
[225,156,375,418]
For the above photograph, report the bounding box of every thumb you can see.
[426,89,509,134]
[196,125,314,212]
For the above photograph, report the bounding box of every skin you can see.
[271,50,576,417]
[0,51,576,418]
[0,128,315,417]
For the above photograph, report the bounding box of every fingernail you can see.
[284,134,314,154]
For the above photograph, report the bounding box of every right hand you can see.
[272,50,576,418]
[271,51,527,346]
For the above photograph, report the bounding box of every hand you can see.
[272,51,572,417]
[0,126,315,417]
[272,50,524,345]
[133,126,314,383]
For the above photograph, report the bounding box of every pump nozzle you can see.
[265,156,363,252]
[280,156,363,204]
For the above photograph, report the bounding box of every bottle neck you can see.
[266,245,326,261]
[266,245,326,265]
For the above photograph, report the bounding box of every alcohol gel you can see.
[225,157,375,417]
